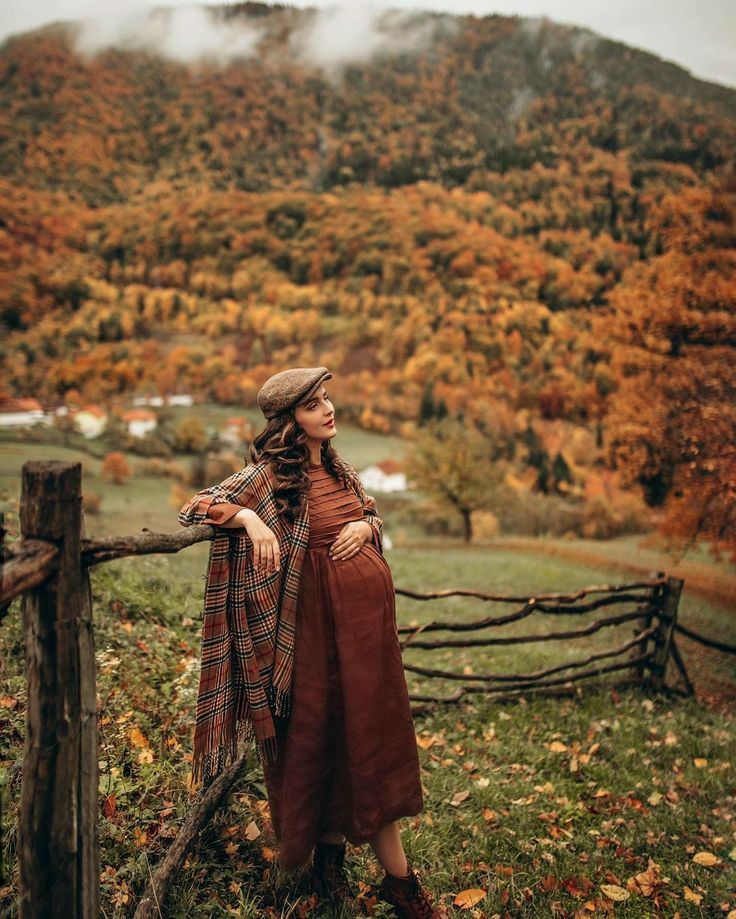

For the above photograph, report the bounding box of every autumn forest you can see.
[1,1,735,558]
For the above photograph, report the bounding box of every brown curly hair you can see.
[246,407,358,524]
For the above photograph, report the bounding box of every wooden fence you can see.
[0,458,717,917]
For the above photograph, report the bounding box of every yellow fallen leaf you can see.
[683,886,703,904]
[647,791,663,806]
[549,741,567,752]
[482,807,496,822]
[693,757,708,768]
[569,755,579,773]
[692,851,719,866]
[663,731,678,746]
[453,888,487,908]
[600,884,629,901]
[128,726,149,749]
[593,788,611,798]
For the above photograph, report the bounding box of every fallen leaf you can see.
[549,741,567,752]
[693,757,708,768]
[600,884,629,901]
[647,791,663,806]
[244,821,260,841]
[102,793,117,818]
[450,790,470,806]
[453,888,487,908]
[128,726,149,748]
[692,851,719,867]
[626,859,662,897]
[683,886,703,904]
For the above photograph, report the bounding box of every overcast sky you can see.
[1,0,734,90]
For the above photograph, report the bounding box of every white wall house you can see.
[359,460,408,494]
[219,417,251,448]
[0,398,45,428]
[121,409,158,438]
[71,406,108,439]
[133,394,193,407]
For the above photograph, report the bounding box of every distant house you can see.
[219,417,251,448]
[71,405,108,439]
[133,394,193,407]
[121,409,157,438]
[0,397,45,428]
[359,459,408,493]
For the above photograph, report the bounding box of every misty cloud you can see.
[0,0,457,78]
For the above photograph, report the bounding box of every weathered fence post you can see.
[629,570,663,685]
[18,461,99,918]
[649,575,684,692]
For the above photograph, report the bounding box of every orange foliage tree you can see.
[593,181,736,561]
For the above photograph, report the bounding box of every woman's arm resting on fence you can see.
[178,467,258,528]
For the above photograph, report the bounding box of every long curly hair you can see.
[246,407,357,524]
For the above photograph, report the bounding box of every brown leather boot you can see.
[309,839,355,907]
[378,859,446,918]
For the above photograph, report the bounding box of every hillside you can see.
[1,1,734,557]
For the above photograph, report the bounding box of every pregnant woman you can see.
[178,367,444,918]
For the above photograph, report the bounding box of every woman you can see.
[178,367,444,918]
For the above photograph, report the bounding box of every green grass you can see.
[1,549,734,918]
[1,431,735,916]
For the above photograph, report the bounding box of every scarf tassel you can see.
[191,686,293,786]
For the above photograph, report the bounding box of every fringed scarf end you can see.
[266,682,292,720]
[190,714,257,787]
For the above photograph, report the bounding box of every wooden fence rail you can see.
[0,459,708,918]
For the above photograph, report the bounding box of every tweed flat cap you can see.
[257,366,333,420]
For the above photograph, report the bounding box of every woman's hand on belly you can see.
[329,520,374,560]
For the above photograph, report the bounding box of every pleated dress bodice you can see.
[306,463,365,549]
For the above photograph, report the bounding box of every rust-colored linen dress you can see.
[262,462,423,871]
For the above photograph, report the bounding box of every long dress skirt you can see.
[262,465,423,871]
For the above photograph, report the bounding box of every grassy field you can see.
[1,430,735,917]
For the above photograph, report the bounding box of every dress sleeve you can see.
[178,466,259,528]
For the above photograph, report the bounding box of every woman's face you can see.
[294,383,337,444]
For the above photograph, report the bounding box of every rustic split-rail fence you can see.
[1,459,728,917]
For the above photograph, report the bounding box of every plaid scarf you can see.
[178,459,383,785]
